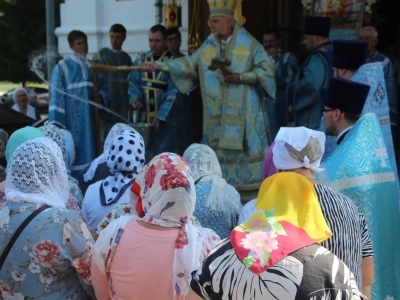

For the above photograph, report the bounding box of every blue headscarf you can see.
[5,126,45,170]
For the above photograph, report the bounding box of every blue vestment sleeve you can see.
[157,75,178,122]
[128,57,144,105]
[294,54,327,112]
[164,50,200,94]
[286,54,299,85]
[241,43,276,100]
[48,63,67,128]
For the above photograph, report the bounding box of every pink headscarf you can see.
[262,142,278,180]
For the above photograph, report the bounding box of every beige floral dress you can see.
[0,201,96,299]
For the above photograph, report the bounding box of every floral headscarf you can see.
[83,123,134,182]
[39,124,67,164]
[100,129,145,206]
[5,137,69,208]
[231,172,332,274]
[183,143,240,213]
[95,153,220,299]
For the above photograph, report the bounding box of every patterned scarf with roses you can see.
[231,172,332,274]
[95,153,220,299]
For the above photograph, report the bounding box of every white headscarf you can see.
[100,129,145,206]
[273,127,326,172]
[11,87,37,120]
[39,124,67,164]
[83,123,134,182]
[5,137,69,208]
[183,143,240,213]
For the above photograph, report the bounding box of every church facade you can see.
[55,0,303,59]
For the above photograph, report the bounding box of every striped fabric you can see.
[315,184,374,289]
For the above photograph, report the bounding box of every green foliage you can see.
[0,0,63,84]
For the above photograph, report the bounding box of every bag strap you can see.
[0,204,50,270]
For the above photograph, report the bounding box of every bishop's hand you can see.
[224,73,241,85]
[141,62,158,72]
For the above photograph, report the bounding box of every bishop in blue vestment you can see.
[141,1,276,194]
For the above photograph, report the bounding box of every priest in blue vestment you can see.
[287,16,333,129]
[49,30,109,179]
[129,24,179,161]
[320,40,400,183]
[359,26,399,167]
[318,77,400,300]
[93,24,133,137]
[359,26,397,128]
[140,0,276,198]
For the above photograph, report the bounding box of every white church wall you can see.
[55,0,189,61]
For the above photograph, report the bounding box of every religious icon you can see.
[313,0,364,22]
[311,0,366,40]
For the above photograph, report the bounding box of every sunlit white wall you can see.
[55,0,189,60]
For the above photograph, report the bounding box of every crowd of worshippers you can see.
[0,4,400,299]
[0,120,376,300]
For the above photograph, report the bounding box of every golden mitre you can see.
[207,0,238,19]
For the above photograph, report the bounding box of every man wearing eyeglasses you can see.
[322,78,368,144]
[321,40,399,178]
[319,78,400,300]
[167,27,184,59]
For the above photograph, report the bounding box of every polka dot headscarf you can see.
[100,130,145,206]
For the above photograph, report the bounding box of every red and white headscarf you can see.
[95,153,220,299]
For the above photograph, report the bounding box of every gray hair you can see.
[360,26,378,38]
[224,17,235,27]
